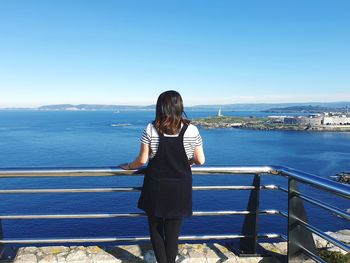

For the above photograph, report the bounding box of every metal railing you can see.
[0,165,349,262]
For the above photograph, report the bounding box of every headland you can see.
[192,113,350,132]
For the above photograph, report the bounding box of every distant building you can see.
[307,116,323,126]
[283,112,350,126]
[283,116,322,126]
[284,116,302,125]
[268,116,286,123]
[323,116,350,125]
[65,107,80,111]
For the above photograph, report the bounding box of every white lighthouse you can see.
[217,108,223,117]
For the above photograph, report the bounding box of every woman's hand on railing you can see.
[119,143,150,170]
[119,163,131,170]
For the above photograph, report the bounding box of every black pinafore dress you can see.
[137,124,192,219]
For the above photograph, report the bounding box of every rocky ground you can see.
[12,242,282,263]
[9,230,350,263]
[333,173,350,184]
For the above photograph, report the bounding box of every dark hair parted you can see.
[153,90,190,135]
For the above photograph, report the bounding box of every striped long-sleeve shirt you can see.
[140,123,202,160]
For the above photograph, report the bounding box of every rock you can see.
[259,242,287,255]
[212,243,236,259]
[107,245,144,261]
[312,229,350,253]
[118,244,142,258]
[187,258,205,263]
[11,236,349,263]
[57,252,68,263]
[143,250,156,263]
[334,173,350,184]
[57,252,69,257]
[38,254,57,263]
[273,242,287,254]
[187,248,203,259]
[21,247,39,254]
[57,258,67,263]
[72,246,86,252]
[14,253,38,263]
[178,246,188,256]
[40,246,69,255]
[126,244,142,257]
[188,244,207,260]
[86,246,103,254]
[66,250,89,263]
[222,258,238,263]
[329,229,350,243]
[177,256,190,263]
[90,252,121,263]
[312,234,329,248]
[205,247,221,262]
[206,258,221,263]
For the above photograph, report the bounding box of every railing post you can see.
[288,178,318,262]
[239,173,260,256]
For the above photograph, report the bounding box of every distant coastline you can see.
[1,102,350,112]
[263,105,350,113]
[0,104,156,111]
[192,116,350,132]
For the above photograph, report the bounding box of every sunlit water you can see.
[0,110,349,242]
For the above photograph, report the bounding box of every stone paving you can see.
[13,242,283,263]
[10,230,350,263]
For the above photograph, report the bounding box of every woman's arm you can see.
[192,144,205,165]
[120,143,150,170]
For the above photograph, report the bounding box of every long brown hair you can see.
[153,90,190,135]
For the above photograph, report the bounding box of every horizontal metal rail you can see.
[1,165,347,198]
[0,185,280,194]
[295,191,350,221]
[0,233,285,244]
[0,165,349,261]
[0,209,285,220]
[0,166,275,177]
[276,166,350,199]
[279,211,288,218]
[277,186,288,193]
[301,247,326,263]
[296,218,350,253]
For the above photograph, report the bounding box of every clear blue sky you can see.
[0,0,349,107]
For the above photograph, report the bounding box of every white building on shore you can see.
[323,115,350,125]
[279,112,350,126]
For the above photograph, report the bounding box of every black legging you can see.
[147,214,183,263]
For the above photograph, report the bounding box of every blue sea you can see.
[0,110,349,243]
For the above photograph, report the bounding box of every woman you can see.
[120,90,205,263]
